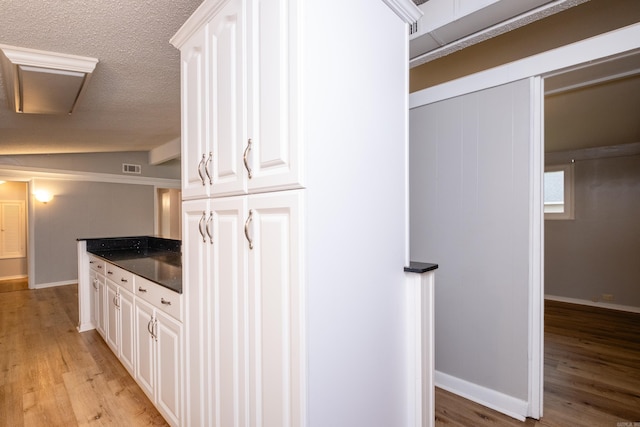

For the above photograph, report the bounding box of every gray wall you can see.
[410,79,532,401]
[32,179,155,286]
[545,154,640,308]
[0,151,179,180]
[0,181,28,279]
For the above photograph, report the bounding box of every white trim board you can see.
[0,274,27,281]
[0,165,180,188]
[435,371,528,421]
[34,279,77,289]
[410,23,640,108]
[545,295,640,315]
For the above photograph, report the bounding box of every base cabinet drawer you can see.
[135,276,183,322]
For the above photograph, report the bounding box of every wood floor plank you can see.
[0,284,167,427]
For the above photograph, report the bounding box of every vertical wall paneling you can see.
[410,78,533,418]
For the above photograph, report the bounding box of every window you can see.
[0,201,26,259]
[544,164,574,220]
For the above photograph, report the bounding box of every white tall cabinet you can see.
[172,0,421,426]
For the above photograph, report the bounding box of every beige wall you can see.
[0,181,28,279]
[410,0,640,92]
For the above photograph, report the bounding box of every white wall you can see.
[545,153,640,308]
[410,79,533,415]
[303,0,411,425]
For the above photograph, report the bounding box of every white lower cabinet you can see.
[134,297,183,427]
[182,189,304,427]
[105,280,136,377]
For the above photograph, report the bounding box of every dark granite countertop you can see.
[404,261,439,273]
[80,236,182,293]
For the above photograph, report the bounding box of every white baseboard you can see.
[34,280,77,289]
[545,294,640,314]
[0,274,27,281]
[434,370,528,421]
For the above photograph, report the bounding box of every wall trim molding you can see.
[545,141,640,165]
[0,274,27,281]
[435,371,528,421]
[0,165,180,188]
[545,295,640,314]
[381,0,423,24]
[34,279,76,289]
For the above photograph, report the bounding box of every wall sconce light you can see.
[34,190,53,203]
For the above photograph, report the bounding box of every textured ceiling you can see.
[0,0,203,155]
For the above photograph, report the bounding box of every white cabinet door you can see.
[155,310,183,427]
[181,25,210,200]
[208,0,248,198]
[119,288,136,376]
[135,298,155,401]
[246,189,305,427]
[96,273,106,337]
[106,280,120,354]
[182,198,212,426]
[210,195,247,426]
[245,0,302,194]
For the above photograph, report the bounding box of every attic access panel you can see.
[18,65,87,114]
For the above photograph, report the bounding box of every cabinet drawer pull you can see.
[138,287,147,293]
[243,138,253,179]
[197,154,206,186]
[198,211,206,243]
[205,211,213,244]
[204,152,213,185]
[97,265,103,269]
[244,209,254,250]
[160,298,172,306]
[89,260,94,264]
[121,278,128,283]
[107,271,113,275]
[92,279,98,290]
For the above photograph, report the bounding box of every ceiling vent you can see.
[0,44,98,115]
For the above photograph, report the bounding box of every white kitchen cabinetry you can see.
[177,0,301,201]
[105,279,136,376]
[173,0,419,425]
[89,256,106,337]
[134,280,183,427]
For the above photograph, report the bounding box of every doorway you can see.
[0,180,28,289]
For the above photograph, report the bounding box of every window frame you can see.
[544,163,574,220]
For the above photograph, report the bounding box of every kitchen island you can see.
[76,236,183,427]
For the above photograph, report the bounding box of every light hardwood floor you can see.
[0,283,168,426]
[435,300,640,426]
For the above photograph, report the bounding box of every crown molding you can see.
[0,44,98,73]
[382,0,423,24]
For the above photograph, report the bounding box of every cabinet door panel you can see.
[247,190,304,427]
[119,288,135,376]
[246,0,302,193]
[209,0,247,198]
[96,275,106,337]
[106,281,119,354]
[134,298,155,401]
[182,198,211,426]
[181,26,209,200]
[156,311,182,427]
[211,196,247,426]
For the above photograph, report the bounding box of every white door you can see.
[155,310,182,427]
[245,0,302,193]
[181,26,210,200]
[210,195,247,426]
[134,298,155,401]
[208,0,248,198]
[182,198,212,426]
[119,288,136,376]
[246,189,305,427]
[409,78,542,419]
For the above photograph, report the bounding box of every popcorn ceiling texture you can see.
[0,0,202,154]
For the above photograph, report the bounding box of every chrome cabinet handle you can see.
[205,211,213,244]
[198,211,206,243]
[89,260,94,264]
[243,138,253,179]
[138,286,147,293]
[92,278,98,290]
[147,317,154,338]
[97,265,102,269]
[153,319,158,342]
[121,278,128,283]
[204,152,213,185]
[197,154,206,186]
[107,271,113,275]
[161,298,171,306]
[244,209,254,250]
